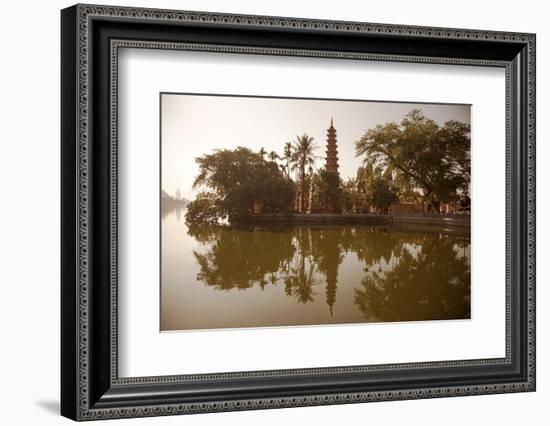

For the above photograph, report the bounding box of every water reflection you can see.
[354,236,471,322]
[188,225,295,291]
[161,206,470,330]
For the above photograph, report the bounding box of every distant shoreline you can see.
[161,199,188,208]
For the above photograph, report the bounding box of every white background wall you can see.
[0,0,547,424]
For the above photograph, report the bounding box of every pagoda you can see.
[325,118,339,176]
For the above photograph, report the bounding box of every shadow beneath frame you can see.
[36,400,59,416]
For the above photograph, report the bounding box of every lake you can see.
[161,207,470,331]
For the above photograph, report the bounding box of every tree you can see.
[258,147,267,159]
[341,178,357,213]
[291,134,318,212]
[187,147,295,223]
[193,147,263,197]
[267,150,279,162]
[344,162,397,213]
[281,141,293,178]
[355,109,470,211]
[364,175,398,214]
[185,192,222,224]
[314,169,342,213]
[225,168,295,215]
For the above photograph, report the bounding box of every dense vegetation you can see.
[185,109,470,224]
[185,147,295,224]
[355,109,470,211]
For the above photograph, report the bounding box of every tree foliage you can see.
[314,169,342,213]
[187,147,295,223]
[281,141,293,178]
[355,109,470,208]
[365,176,398,214]
[290,134,318,212]
[185,192,222,225]
[291,134,318,177]
[344,163,398,213]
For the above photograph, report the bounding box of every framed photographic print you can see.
[61,4,536,421]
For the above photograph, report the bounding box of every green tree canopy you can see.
[355,109,470,208]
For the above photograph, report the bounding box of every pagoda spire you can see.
[325,118,339,175]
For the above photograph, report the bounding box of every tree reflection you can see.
[185,224,470,322]
[190,225,295,290]
[341,227,404,265]
[283,252,318,304]
[354,235,470,322]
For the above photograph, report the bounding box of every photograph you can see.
[160,93,472,331]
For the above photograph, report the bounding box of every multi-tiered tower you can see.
[325,118,339,176]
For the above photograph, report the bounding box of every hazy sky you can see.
[161,94,470,200]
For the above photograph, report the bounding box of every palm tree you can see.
[259,147,267,159]
[291,134,318,212]
[268,150,279,162]
[284,251,317,304]
[282,142,293,178]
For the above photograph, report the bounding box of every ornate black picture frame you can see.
[61,4,536,421]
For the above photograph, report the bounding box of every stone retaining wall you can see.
[232,213,470,230]
[232,213,390,226]
[392,214,470,228]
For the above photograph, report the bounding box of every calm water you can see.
[161,207,470,331]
